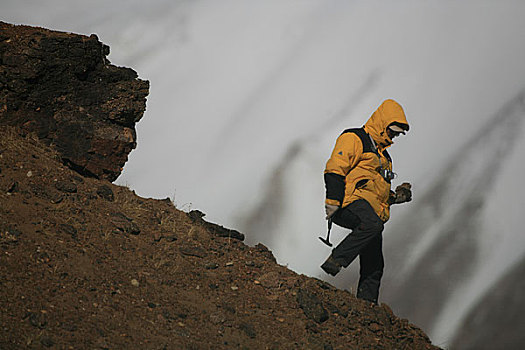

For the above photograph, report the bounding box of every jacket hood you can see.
[364,99,409,148]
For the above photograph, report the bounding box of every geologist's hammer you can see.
[318,219,333,247]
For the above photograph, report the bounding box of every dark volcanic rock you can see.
[55,180,77,193]
[0,22,149,181]
[296,288,329,324]
[187,210,245,241]
[110,212,140,235]
[96,184,114,202]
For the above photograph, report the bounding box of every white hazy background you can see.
[3,1,525,347]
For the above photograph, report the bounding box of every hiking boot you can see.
[321,255,342,276]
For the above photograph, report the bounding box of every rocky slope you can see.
[0,127,438,350]
[0,22,439,349]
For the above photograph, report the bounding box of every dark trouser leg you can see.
[356,233,384,304]
[331,200,384,268]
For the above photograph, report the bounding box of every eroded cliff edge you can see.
[0,21,149,181]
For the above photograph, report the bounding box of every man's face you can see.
[386,128,402,140]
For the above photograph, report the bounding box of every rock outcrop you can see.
[0,21,149,181]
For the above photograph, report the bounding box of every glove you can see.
[392,182,412,204]
[325,204,339,220]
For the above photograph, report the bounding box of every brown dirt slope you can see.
[0,127,440,349]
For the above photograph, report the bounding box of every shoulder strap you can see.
[382,149,392,162]
[341,127,375,154]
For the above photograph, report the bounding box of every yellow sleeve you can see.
[325,132,362,176]
[324,132,363,206]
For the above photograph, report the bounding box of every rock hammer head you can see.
[318,219,333,247]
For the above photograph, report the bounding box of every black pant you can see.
[331,199,385,304]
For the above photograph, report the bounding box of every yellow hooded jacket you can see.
[324,99,409,222]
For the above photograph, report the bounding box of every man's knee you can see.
[359,217,383,234]
[332,207,360,229]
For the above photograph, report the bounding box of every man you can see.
[321,99,412,305]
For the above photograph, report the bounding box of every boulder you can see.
[0,21,149,181]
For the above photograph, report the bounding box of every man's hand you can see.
[393,182,412,204]
[325,204,339,220]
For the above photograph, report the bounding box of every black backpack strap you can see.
[341,127,375,154]
[382,149,392,162]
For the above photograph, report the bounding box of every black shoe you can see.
[321,255,341,276]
